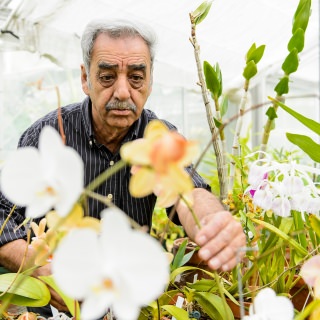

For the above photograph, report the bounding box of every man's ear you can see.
[81,64,89,95]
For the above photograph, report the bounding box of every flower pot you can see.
[172,237,212,285]
[225,298,250,320]
[290,276,313,312]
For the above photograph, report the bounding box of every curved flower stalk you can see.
[120,120,198,208]
[243,287,294,320]
[246,152,320,217]
[0,126,84,219]
[52,208,169,320]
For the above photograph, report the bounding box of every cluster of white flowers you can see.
[246,153,320,217]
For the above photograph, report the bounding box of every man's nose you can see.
[113,76,131,101]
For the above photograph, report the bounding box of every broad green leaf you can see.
[193,0,213,25]
[171,239,196,270]
[245,43,256,63]
[246,44,265,64]
[188,278,217,292]
[204,60,221,97]
[274,76,289,95]
[0,273,50,307]
[161,305,189,319]
[170,266,214,283]
[40,275,80,317]
[288,28,305,52]
[242,60,257,80]
[194,292,234,320]
[281,49,299,74]
[292,0,311,33]
[309,214,320,238]
[286,133,320,163]
[269,97,320,135]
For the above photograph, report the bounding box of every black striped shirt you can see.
[0,96,210,245]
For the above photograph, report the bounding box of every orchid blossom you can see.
[52,208,169,320]
[246,153,320,217]
[46,203,101,234]
[300,255,320,299]
[0,126,84,218]
[120,120,198,207]
[243,287,294,320]
[29,217,58,266]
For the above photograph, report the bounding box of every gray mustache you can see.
[105,101,136,112]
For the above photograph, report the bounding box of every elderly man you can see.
[0,18,245,317]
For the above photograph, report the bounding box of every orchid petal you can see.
[300,255,320,287]
[129,167,156,197]
[52,228,101,300]
[249,288,294,320]
[272,197,291,217]
[120,139,151,166]
[0,148,43,205]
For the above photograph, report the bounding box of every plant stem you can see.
[85,160,127,192]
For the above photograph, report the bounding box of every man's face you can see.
[81,33,153,130]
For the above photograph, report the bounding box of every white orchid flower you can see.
[243,287,294,320]
[52,208,169,320]
[0,126,84,218]
[246,153,320,217]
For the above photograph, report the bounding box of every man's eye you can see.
[129,75,144,88]
[98,75,115,87]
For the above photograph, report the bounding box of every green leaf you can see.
[203,60,221,98]
[274,76,289,95]
[170,266,213,283]
[288,28,305,52]
[265,106,278,120]
[40,275,80,317]
[194,292,234,320]
[292,0,311,33]
[246,44,265,64]
[269,97,320,135]
[171,239,196,270]
[220,95,229,117]
[193,0,213,25]
[251,218,308,257]
[286,133,320,163]
[309,214,320,238]
[281,49,299,74]
[242,60,257,80]
[161,305,189,319]
[0,273,50,307]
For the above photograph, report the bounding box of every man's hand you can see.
[194,210,246,271]
[32,264,69,312]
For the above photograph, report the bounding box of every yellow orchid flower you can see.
[46,203,101,234]
[120,120,197,207]
[30,218,58,266]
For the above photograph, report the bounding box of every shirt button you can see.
[110,160,114,166]
[107,194,113,199]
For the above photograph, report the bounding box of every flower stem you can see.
[180,195,230,319]
[85,160,127,192]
